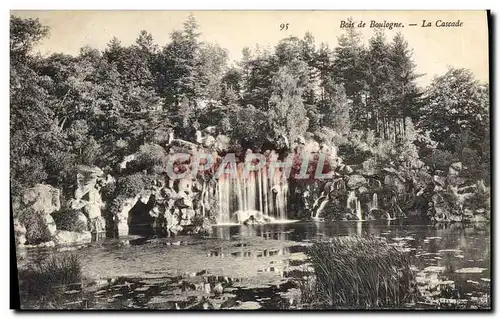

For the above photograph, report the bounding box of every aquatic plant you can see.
[18,253,82,304]
[302,236,417,309]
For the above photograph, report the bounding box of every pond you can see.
[16,220,491,310]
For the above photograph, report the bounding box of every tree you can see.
[196,43,228,102]
[156,14,201,108]
[10,15,49,64]
[332,18,366,128]
[418,68,489,150]
[318,77,351,135]
[10,16,72,194]
[267,62,310,148]
[229,104,269,148]
[241,47,276,110]
[387,33,422,136]
[364,29,392,134]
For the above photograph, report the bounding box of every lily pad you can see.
[455,267,487,274]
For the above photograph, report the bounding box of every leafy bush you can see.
[135,143,168,171]
[114,173,153,199]
[422,149,455,171]
[189,214,212,236]
[52,207,88,232]
[18,209,53,244]
[301,237,416,309]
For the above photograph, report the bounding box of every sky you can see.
[11,10,490,86]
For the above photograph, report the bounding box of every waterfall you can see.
[347,190,363,221]
[217,176,231,224]
[216,164,289,224]
[372,193,379,210]
[355,199,363,221]
[346,190,356,210]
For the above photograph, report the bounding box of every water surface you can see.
[17,220,491,309]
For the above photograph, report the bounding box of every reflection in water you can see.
[18,219,491,310]
[211,219,434,243]
[213,224,294,241]
[209,220,490,307]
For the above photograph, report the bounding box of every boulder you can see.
[53,230,92,245]
[116,196,140,237]
[176,196,193,209]
[177,179,192,194]
[433,175,447,188]
[432,194,450,213]
[203,135,216,148]
[233,210,275,225]
[44,215,57,236]
[295,135,306,145]
[169,224,183,236]
[119,154,137,170]
[347,175,367,189]
[384,174,406,194]
[447,175,466,187]
[449,162,463,175]
[184,209,196,220]
[360,159,378,176]
[76,212,89,230]
[203,126,217,135]
[15,184,61,217]
[358,186,369,194]
[336,164,353,175]
[382,167,398,175]
[215,134,231,153]
[449,214,463,222]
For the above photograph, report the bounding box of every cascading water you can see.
[347,190,363,221]
[372,193,379,210]
[355,198,363,221]
[216,163,289,224]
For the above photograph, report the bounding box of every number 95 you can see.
[280,23,289,31]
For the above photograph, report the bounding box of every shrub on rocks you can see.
[18,208,55,244]
[52,208,88,232]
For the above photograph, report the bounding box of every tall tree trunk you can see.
[384,118,387,140]
[393,118,397,143]
[403,117,407,137]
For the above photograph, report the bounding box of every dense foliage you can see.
[10,15,490,197]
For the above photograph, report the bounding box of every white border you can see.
[2,1,497,318]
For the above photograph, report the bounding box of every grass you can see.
[300,236,417,309]
[18,253,82,307]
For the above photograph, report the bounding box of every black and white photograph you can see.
[10,10,491,310]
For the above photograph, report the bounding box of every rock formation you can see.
[428,162,490,223]
[13,184,60,245]
[68,166,108,233]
